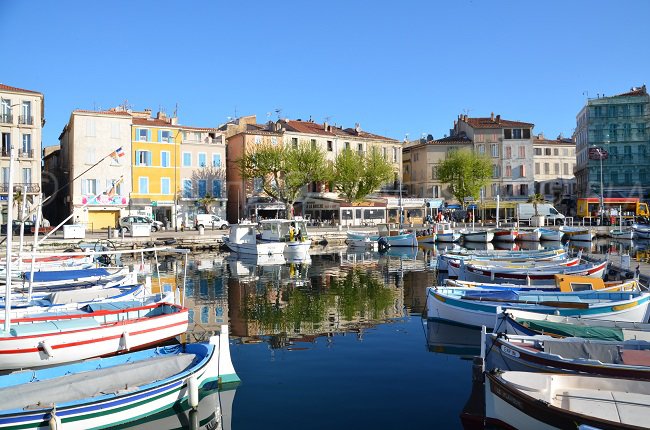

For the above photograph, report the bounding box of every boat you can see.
[224,222,285,256]
[610,228,635,240]
[459,228,495,243]
[8,266,136,291]
[493,228,518,242]
[0,327,240,429]
[539,227,563,241]
[483,331,650,380]
[517,228,541,242]
[437,247,567,271]
[0,299,189,369]
[434,222,461,243]
[559,225,595,241]
[633,223,650,239]
[446,256,581,281]
[258,219,312,255]
[446,273,638,293]
[485,370,650,430]
[416,229,436,244]
[347,224,418,248]
[425,286,650,329]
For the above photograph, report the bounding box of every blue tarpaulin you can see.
[24,268,111,282]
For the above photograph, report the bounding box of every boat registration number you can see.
[500,345,520,358]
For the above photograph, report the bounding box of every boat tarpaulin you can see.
[23,268,111,283]
[516,318,624,341]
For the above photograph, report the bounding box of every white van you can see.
[194,214,229,230]
[517,203,565,223]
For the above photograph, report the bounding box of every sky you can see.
[1,0,649,148]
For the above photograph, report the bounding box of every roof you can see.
[282,119,398,142]
[0,83,42,95]
[463,117,534,129]
[403,135,472,151]
[73,109,132,117]
[615,85,647,97]
[533,135,575,146]
[132,117,180,128]
[178,124,218,132]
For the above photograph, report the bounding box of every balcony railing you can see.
[18,115,33,125]
[0,183,41,193]
[18,149,34,158]
[0,114,13,124]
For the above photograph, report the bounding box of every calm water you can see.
[139,237,649,429]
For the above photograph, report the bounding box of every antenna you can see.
[324,116,332,123]
[274,108,282,119]
[174,103,178,117]
[234,106,238,118]
[462,108,472,116]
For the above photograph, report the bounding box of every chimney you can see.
[496,114,500,123]
[355,123,361,134]
[463,114,467,122]
[323,121,329,132]
[170,117,178,125]
[156,111,167,120]
[490,112,494,121]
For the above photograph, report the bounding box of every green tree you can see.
[437,149,492,206]
[527,193,545,217]
[197,193,216,212]
[333,147,394,202]
[239,142,330,218]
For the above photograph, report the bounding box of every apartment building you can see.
[575,85,650,199]
[0,84,44,223]
[532,133,576,204]
[57,108,133,229]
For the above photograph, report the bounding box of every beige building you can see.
[0,84,44,223]
[58,108,133,229]
[533,133,577,210]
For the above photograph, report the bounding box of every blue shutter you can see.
[147,129,151,141]
[215,154,221,167]
[158,130,162,142]
[135,150,140,166]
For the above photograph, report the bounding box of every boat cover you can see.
[23,268,112,282]
[516,318,624,341]
[82,301,146,312]
[462,290,519,301]
[0,353,195,410]
[543,338,623,363]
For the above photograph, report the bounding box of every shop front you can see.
[385,198,425,225]
[81,194,129,230]
[303,197,386,227]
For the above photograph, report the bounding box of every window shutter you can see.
[147,129,151,141]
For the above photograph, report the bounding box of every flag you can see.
[107,176,124,197]
[110,147,126,162]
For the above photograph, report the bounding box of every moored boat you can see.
[258,219,312,255]
[493,228,518,243]
[434,222,461,242]
[224,222,285,256]
[559,225,595,241]
[633,223,650,239]
[539,227,563,241]
[459,229,495,243]
[610,227,635,240]
[517,228,541,242]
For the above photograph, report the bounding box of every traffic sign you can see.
[588,147,608,160]
[151,201,158,207]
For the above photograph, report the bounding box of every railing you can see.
[18,149,34,158]
[0,114,12,124]
[0,183,41,193]
[18,115,33,125]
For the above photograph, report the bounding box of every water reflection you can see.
[426,320,482,358]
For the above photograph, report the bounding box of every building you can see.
[224,116,402,224]
[0,84,44,224]
[453,113,535,199]
[575,85,650,200]
[532,133,577,213]
[57,108,133,229]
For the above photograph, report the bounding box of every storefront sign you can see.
[386,198,425,207]
[81,194,128,206]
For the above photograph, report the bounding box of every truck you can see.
[516,203,565,223]
[576,197,649,219]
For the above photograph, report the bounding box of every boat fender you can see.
[188,374,199,409]
[39,340,54,358]
[49,407,61,430]
[121,331,130,351]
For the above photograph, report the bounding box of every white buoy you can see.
[39,340,54,358]
[49,407,61,429]
[188,375,199,409]
[121,331,130,351]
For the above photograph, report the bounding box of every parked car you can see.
[118,216,163,233]
[1,220,35,236]
[194,214,229,230]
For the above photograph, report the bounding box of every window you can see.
[1,133,10,155]
[520,165,525,178]
[345,141,350,150]
[518,146,525,158]
[491,144,499,157]
[393,147,398,163]
[22,168,32,184]
[478,144,485,155]
[608,105,617,117]
[505,165,512,177]
[212,179,222,198]
[621,104,630,116]
[639,145,647,157]
[85,147,96,164]
[139,177,149,194]
[623,145,632,157]
[161,151,170,167]
[291,137,298,148]
[492,164,500,178]
[198,153,207,167]
[523,129,531,139]
[534,148,541,156]
[563,163,569,175]
[544,148,551,156]
[212,153,221,167]
[512,129,522,139]
[611,171,618,184]
[182,179,192,198]
[357,143,363,154]
[553,148,559,156]
[609,124,618,141]
[327,141,333,151]
[138,128,148,141]
[135,150,152,166]
[85,119,96,137]
[562,148,568,156]
[535,163,540,175]
[544,163,549,174]
[82,178,99,195]
[311,139,317,149]
[623,124,632,139]
[638,123,646,136]
[1,167,9,184]
[475,134,484,143]
[431,165,438,180]
[504,129,512,139]
[255,136,262,145]
[198,179,207,197]
[271,136,278,146]
[160,130,171,143]
[161,178,170,195]
[21,134,31,155]
[519,184,528,196]
[20,101,31,125]
[635,104,645,116]
[382,147,387,160]
[182,152,191,167]
[594,106,603,117]
[106,179,122,196]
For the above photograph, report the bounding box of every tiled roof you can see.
[463,117,534,129]
[132,118,180,128]
[179,124,218,132]
[282,120,398,142]
[615,85,647,97]
[73,109,132,116]
[403,135,472,151]
[0,83,42,95]
[533,136,575,145]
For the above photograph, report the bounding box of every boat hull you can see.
[225,239,285,256]
[461,230,495,243]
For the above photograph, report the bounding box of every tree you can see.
[192,166,226,212]
[527,193,545,217]
[238,142,330,218]
[437,149,492,206]
[332,147,394,202]
[198,194,216,212]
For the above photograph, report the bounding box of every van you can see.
[517,203,565,223]
[194,214,229,230]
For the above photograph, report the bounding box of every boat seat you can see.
[556,389,619,422]
[0,353,196,411]
[10,318,100,336]
[620,349,650,366]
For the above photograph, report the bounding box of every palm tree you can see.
[198,193,216,213]
[527,193,545,217]
[13,189,24,220]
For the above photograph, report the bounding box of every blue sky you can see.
[1,0,648,147]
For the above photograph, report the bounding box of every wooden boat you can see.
[633,223,650,239]
[224,222,285,256]
[416,229,436,244]
[425,286,650,329]
[559,225,595,241]
[258,219,312,255]
[446,274,638,293]
[449,258,607,286]
[483,331,650,380]
[611,227,635,240]
[347,227,418,248]
[437,247,567,271]
[493,228,518,243]
[0,327,239,429]
[0,300,189,369]
[434,222,461,243]
[447,256,581,280]
[539,227,563,241]
[459,228,495,243]
[517,228,541,242]
[485,371,650,430]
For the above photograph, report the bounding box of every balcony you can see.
[0,114,13,124]
[0,183,41,194]
[19,149,34,158]
[18,115,33,125]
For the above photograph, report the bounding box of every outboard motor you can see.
[377,236,390,252]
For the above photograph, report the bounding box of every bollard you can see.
[107,226,112,239]
[198,225,205,235]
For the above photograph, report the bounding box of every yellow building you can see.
[130,111,181,224]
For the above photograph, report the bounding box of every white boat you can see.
[459,229,495,243]
[0,327,239,429]
[447,256,581,280]
[517,228,541,242]
[434,222,461,242]
[610,228,635,240]
[425,286,650,329]
[493,228,518,242]
[437,247,567,271]
[539,227,563,241]
[258,219,312,255]
[485,371,650,430]
[224,222,285,256]
[559,225,595,241]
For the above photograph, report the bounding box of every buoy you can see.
[49,407,61,430]
[39,340,54,358]
[188,375,199,409]
[121,331,130,351]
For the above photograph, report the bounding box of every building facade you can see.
[575,85,650,200]
[532,133,577,212]
[0,84,44,223]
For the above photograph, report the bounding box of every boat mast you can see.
[4,143,15,332]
